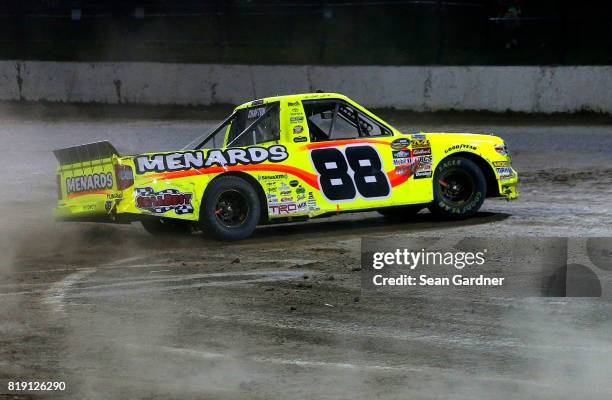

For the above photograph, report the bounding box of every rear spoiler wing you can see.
[53,141,119,166]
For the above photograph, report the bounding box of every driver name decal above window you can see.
[134,145,288,174]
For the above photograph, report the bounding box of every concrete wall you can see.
[0,60,610,113]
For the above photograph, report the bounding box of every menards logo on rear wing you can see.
[54,141,134,222]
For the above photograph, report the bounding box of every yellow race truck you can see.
[54,93,518,240]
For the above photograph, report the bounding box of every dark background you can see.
[1,0,611,65]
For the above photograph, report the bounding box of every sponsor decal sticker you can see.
[294,137,307,143]
[414,170,433,179]
[307,192,320,211]
[135,187,193,215]
[258,173,289,181]
[290,116,304,123]
[247,107,266,119]
[289,180,299,187]
[269,201,308,215]
[412,147,431,156]
[392,150,412,158]
[66,172,113,194]
[411,139,430,148]
[390,138,411,150]
[445,144,477,153]
[293,125,304,134]
[134,145,289,175]
[395,166,408,175]
[496,167,513,179]
[267,194,278,204]
[393,157,416,166]
[493,161,510,167]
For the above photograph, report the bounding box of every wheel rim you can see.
[214,189,250,228]
[438,169,475,205]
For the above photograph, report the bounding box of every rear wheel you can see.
[428,156,486,219]
[378,205,423,221]
[199,176,261,241]
[141,218,193,236]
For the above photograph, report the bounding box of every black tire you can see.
[141,218,193,236]
[199,176,261,241]
[378,205,423,221]
[428,156,486,219]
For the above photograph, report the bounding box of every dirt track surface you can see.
[1,108,612,399]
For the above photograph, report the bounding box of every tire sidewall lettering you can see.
[435,159,483,214]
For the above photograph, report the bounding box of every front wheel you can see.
[428,156,486,219]
[199,176,261,241]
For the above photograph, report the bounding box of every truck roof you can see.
[235,92,350,110]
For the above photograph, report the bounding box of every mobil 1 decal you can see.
[310,145,390,202]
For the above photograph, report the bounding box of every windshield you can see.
[182,102,280,150]
[182,112,235,150]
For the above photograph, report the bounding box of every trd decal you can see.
[310,145,390,202]
[269,202,308,215]
[134,145,288,174]
[135,187,194,215]
[66,172,113,194]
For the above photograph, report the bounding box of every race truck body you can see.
[54,93,518,240]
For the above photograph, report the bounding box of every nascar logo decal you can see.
[135,187,194,215]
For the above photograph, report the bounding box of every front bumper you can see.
[498,172,519,201]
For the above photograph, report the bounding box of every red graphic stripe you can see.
[387,169,411,187]
[67,190,113,199]
[144,164,321,190]
[386,161,418,187]
[300,138,390,150]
